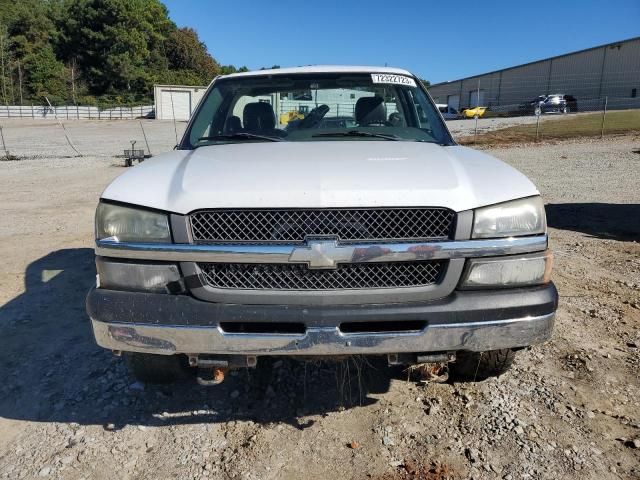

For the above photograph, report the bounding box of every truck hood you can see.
[101,141,539,213]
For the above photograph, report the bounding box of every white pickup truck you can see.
[87,66,557,385]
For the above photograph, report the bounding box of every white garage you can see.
[153,85,208,120]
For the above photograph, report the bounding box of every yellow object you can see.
[462,107,487,118]
[279,111,305,125]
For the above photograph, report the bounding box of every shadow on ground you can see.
[546,203,640,241]
[0,249,395,430]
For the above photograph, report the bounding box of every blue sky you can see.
[162,0,639,84]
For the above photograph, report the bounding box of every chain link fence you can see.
[0,104,154,120]
[0,94,155,120]
[0,116,184,161]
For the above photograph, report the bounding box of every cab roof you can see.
[219,65,414,79]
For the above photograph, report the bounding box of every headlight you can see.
[96,258,182,293]
[473,196,546,238]
[96,203,170,243]
[460,251,553,289]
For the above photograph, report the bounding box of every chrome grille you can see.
[197,261,445,290]
[189,208,455,243]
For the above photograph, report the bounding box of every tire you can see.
[449,349,516,381]
[562,105,570,114]
[124,353,192,384]
[534,106,542,116]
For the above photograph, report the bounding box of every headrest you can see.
[226,115,242,132]
[355,96,386,125]
[243,102,275,131]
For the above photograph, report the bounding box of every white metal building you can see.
[153,85,208,120]
[428,37,640,112]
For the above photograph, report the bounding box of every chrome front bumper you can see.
[91,313,554,356]
[87,284,557,356]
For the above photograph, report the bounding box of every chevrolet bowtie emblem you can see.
[289,238,355,269]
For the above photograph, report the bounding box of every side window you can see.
[188,88,223,145]
[405,89,449,140]
[410,93,429,126]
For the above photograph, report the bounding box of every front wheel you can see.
[124,353,193,384]
[449,349,516,381]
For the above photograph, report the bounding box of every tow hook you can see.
[190,355,258,386]
[388,352,456,384]
[197,367,227,386]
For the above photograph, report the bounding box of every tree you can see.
[2,0,67,101]
[220,65,249,75]
[0,25,10,104]
[60,0,175,94]
[0,0,19,26]
[164,27,219,83]
[0,0,253,102]
[23,44,66,98]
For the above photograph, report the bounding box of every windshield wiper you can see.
[413,139,448,145]
[197,133,284,144]
[311,130,400,141]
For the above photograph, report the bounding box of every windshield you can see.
[181,72,454,148]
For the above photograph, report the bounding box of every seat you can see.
[225,115,242,133]
[243,102,276,131]
[355,96,387,126]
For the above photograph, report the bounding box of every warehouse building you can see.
[428,37,640,112]
[153,85,207,120]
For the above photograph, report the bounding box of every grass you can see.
[459,109,640,145]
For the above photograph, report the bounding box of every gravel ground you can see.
[0,114,594,158]
[0,120,638,480]
[444,114,580,138]
[0,119,186,158]
[445,115,539,137]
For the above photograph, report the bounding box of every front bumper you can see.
[86,283,557,356]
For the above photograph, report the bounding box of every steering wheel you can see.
[297,104,330,129]
[388,112,404,127]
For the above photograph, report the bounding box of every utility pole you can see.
[7,59,14,105]
[17,58,23,105]
[600,96,608,139]
[474,79,480,143]
[70,58,77,105]
[0,32,8,106]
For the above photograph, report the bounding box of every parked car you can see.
[461,106,487,118]
[521,94,578,115]
[436,103,461,120]
[87,65,557,386]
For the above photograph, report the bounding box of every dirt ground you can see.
[0,120,638,480]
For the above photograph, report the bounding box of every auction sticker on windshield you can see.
[371,74,417,87]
